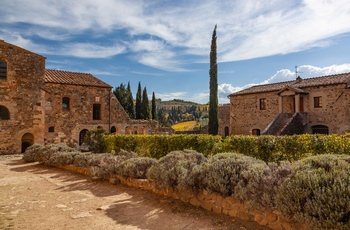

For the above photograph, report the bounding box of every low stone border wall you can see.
[58,164,305,230]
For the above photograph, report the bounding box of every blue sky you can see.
[1,0,350,104]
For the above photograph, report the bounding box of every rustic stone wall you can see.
[0,40,46,154]
[218,104,230,137]
[230,84,350,135]
[230,92,279,135]
[304,84,350,134]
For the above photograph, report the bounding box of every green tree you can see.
[126,82,135,118]
[208,25,218,135]
[141,87,151,119]
[136,82,142,119]
[113,83,127,110]
[151,92,158,120]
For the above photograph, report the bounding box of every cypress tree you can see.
[141,87,150,120]
[135,82,142,119]
[151,92,158,120]
[126,82,135,119]
[208,25,218,135]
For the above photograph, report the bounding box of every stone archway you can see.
[21,133,34,153]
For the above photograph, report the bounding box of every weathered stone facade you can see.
[229,74,350,135]
[218,104,230,137]
[0,40,158,154]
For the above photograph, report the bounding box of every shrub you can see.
[73,152,93,167]
[84,128,107,153]
[115,157,157,179]
[190,152,292,208]
[276,154,350,229]
[23,144,76,164]
[87,150,138,180]
[146,150,207,190]
[23,144,43,162]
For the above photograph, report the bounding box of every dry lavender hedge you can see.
[23,144,350,229]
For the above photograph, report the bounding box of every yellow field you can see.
[172,121,198,131]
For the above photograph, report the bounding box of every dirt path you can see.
[0,155,270,230]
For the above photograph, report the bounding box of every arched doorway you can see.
[79,129,89,145]
[252,129,261,136]
[312,125,329,134]
[21,133,34,153]
[110,126,117,134]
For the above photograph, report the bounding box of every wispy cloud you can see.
[1,0,350,71]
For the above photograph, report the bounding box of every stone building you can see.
[229,73,350,135]
[218,104,230,137]
[0,40,158,154]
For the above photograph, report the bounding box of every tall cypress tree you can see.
[141,87,151,120]
[126,82,135,119]
[135,82,142,119]
[151,92,158,120]
[208,25,218,135]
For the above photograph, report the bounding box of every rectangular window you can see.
[314,96,322,108]
[93,104,101,120]
[259,98,266,110]
[62,97,70,110]
[0,60,7,80]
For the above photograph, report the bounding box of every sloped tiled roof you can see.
[230,72,350,96]
[45,69,112,88]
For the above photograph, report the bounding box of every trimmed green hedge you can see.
[104,134,222,158]
[102,133,350,161]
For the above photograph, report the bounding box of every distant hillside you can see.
[156,99,209,127]
[157,99,209,111]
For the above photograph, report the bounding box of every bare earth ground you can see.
[0,155,270,230]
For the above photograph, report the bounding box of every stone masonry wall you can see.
[303,84,350,134]
[230,92,279,135]
[0,41,46,153]
[218,104,230,137]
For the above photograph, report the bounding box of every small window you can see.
[260,98,266,110]
[48,126,54,133]
[0,59,7,80]
[62,97,70,110]
[0,105,10,120]
[314,96,322,108]
[93,104,101,120]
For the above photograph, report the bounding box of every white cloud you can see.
[2,0,350,70]
[60,43,126,58]
[263,64,350,84]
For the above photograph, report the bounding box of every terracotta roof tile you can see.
[230,72,350,96]
[45,69,111,88]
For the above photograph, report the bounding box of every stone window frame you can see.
[93,103,101,120]
[62,97,70,110]
[0,58,7,80]
[0,105,10,120]
[259,98,267,110]
[313,96,322,108]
